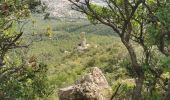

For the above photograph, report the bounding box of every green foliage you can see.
[0,55,52,99]
[160,57,170,71]
[46,25,53,38]
[1,0,170,99]
[156,5,170,28]
[0,0,31,58]
[145,25,160,46]
[111,79,135,99]
[87,4,114,24]
[0,1,53,99]
[146,1,170,47]
[21,15,122,99]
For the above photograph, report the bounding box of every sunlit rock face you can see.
[58,67,112,100]
[41,0,83,18]
[40,0,106,18]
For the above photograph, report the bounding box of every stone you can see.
[80,32,87,47]
[76,32,90,52]
[58,67,112,100]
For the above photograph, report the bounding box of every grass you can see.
[23,14,119,65]
[15,14,129,99]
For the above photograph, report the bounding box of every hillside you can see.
[20,14,128,99]
[40,0,106,18]
[1,1,170,100]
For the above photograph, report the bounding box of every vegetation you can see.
[0,0,170,100]
[68,0,170,99]
[0,0,51,99]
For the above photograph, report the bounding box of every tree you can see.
[68,0,167,99]
[0,0,52,99]
[145,1,170,99]
[0,0,31,65]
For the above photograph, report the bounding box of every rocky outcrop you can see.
[58,67,112,100]
[40,0,106,18]
[41,0,84,18]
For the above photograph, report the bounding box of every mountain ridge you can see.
[41,0,105,18]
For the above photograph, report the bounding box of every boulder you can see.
[58,67,112,100]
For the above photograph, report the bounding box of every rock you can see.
[80,32,87,48]
[40,0,106,18]
[41,0,84,18]
[64,50,71,55]
[76,32,90,52]
[58,67,112,100]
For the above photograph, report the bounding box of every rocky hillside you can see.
[41,0,105,18]
[41,0,81,18]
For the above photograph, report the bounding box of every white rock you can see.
[58,67,112,100]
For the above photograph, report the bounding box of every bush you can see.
[0,56,53,99]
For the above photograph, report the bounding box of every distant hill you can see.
[41,0,106,18]
[41,0,84,18]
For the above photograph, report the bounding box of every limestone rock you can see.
[76,32,90,52]
[58,67,112,100]
[40,0,106,18]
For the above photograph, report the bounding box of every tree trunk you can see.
[121,39,144,100]
[132,75,144,100]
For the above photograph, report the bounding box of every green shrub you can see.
[0,57,53,99]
